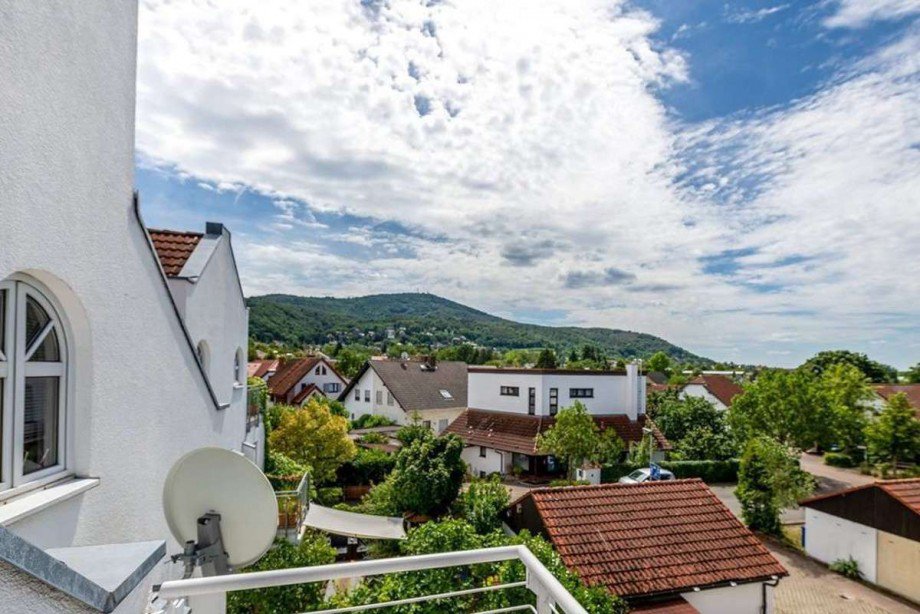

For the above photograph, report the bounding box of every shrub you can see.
[351,414,397,429]
[824,452,856,468]
[336,448,396,486]
[359,432,389,444]
[830,557,862,579]
[458,475,511,534]
[316,487,343,506]
[601,460,740,483]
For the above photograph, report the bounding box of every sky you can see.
[135,0,920,368]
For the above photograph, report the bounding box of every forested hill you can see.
[248,293,712,364]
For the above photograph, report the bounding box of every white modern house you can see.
[447,365,669,478]
[266,356,348,405]
[339,358,468,432]
[0,2,254,611]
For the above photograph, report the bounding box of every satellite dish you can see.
[163,447,277,576]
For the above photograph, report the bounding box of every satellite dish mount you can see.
[172,511,231,578]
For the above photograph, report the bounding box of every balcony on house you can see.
[153,545,589,614]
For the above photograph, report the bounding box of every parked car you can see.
[618,468,675,484]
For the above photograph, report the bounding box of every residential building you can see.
[0,1,254,611]
[870,384,920,416]
[338,358,467,432]
[801,478,920,604]
[267,356,348,405]
[680,374,744,411]
[248,358,280,382]
[504,480,787,613]
[447,364,668,477]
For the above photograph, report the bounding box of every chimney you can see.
[421,355,438,371]
[626,361,645,417]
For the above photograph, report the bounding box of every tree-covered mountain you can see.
[248,293,712,365]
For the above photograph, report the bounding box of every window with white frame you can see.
[0,279,68,491]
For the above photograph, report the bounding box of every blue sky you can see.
[135,0,920,368]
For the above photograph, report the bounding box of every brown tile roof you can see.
[801,478,920,516]
[248,359,280,379]
[685,374,744,407]
[267,357,321,398]
[340,360,467,412]
[520,480,786,599]
[630,598,699,613]
[443,409,670,455]
[290,383,320,405]
[148,228,203,276]
[873,384,920,415]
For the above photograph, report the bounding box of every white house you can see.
[447,365,668,478]
[267,356,348,405]
[504,480,787,613]
[0,2,253,611]
[801,479,920,604]
[679,374,744,411]
[339,358,467,433]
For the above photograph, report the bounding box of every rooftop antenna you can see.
[162,447,277,579]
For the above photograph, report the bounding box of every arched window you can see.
[0,279,68,491]
[196,340,210,374]
[234,348,244,385]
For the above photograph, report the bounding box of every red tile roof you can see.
[873,385,920,415]
[519,480,786,599]
[267,357,321,398]
[248,359,280,379]
[443,409,670,455]
[290,383,320,405]
[685,374,743,407]
[801,478,920,516]
[630,598,699,613]
[148,228,202,276]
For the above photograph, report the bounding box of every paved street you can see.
[767,540,919,614]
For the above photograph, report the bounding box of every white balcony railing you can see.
[156,545,589,614]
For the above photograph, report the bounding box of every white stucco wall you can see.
[285,360,347,400]
[462,446,508,477]
[0,0,250,609]
[467,367,645,419]
[681,582,772,614]
[343,369,406,424]
[680,384,728,410]
[804,508,878,583]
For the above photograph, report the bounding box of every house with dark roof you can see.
[504,480,787,613]
[801,478,920,603]
[248,358,280,381]
[267,356,348,405]
[445,364,668,478]
[338,358,468,432]
[680,374,744,411]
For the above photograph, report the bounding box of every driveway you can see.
[767,540,919,614]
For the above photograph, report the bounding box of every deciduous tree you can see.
[736,436,814,534]
[268,400,356,483]
[388,434,466,517]
[866,393,920,468]
[458,475,511,534]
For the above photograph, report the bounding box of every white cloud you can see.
[824,0,920,28]
[135,1,920,367]
[725,4,790,24]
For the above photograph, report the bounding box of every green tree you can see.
[647,351,671,375]
[268,400,356,483]
[567,348,580,364]
[906,362,920,384]
[536,403,600,476]
[654,395,722,443]
[736,436,814,534]
[819,363,873,452]
[865,393,920,468]
[800,350,898,383]
[389,435,466,517]
[227,533,336,614]
[458,475,511,534]
[535,348,558,369]
[728,369,827,451]
[673,426,737,461]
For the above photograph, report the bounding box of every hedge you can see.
[336,448,396,486]
[824,452,856,468]
[601,459,740,484]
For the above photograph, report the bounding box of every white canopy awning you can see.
[303,504,406,540]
